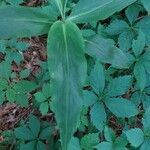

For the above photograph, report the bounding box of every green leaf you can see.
[40,102,49,115]
[105,19,129,35]
[68,137,81,150]
[142,61,150,74]
[15,126,35,140]
[141,0,150,14]
[125,4,141,24]
[105,98,138,118]
[86,35,129,69]
[7,0,23,5]
[39,127,53,139]
[0,92,5,105]
[83,91,98,107]
[132,30,145,57]
[140,139,150,150]
[0,78,8,91]
[81,133,99,150]
[142,106,150,130]
[68,0,136,23]
[0,40,6,52]
[35,92,47,103]
[15,93,29,107]
[0,6,57,38]
[125,128,144,148]
[90,102,106,131]
[134,63,147,92]
[90,61,105,94]
[20,141,36,150]
[118,30,134,51]
[6,88,16,103]
[0,61,11,80]
[54,0,64,17]
[136,16,150,37]
[20,69,30,78]
[107,75,132,97]
[37,141,47,150]
[47,21,87,150]
[94,142,112,150]
[14,80,37,93]
[104,126,116,142]
[29,115,40,138]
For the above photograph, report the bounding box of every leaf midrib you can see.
[69,0,113,20]
[62,23,70,149]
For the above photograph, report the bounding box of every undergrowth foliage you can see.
[0,0,150,150]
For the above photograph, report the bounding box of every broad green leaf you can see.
[47,21,87,150]
[86,35,129,68]
[125,128,144,148]
[68,0,136,23]
[81,133,99,150]
[15,126,35,140]
[0,6,57,38]
[68,137,81,150]
[29,115,40,138]
[141,0,150,14]
[20,141,36,150]
[107,75,132,97]
[90,102,106,131]
[105,20,129,35]
[134,63,147,92]
[94,142,112,150]
[132,30,145,57]
[105,98,138,118]
[125,4,141,24]
[90,61,105,94]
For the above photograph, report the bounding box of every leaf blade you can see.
[0,6,57,38]
[68,0,136,23]
[47,21,87,150]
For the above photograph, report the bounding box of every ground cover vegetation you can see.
[0,0,150,150]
